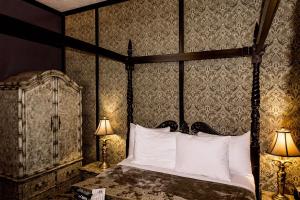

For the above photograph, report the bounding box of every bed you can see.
[71,0,280,197]
[72,41,262,199]
[73,121,256,200]
[72,163,255,200]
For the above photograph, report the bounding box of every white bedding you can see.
[118,158,255,193]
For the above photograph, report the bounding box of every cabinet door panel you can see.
[57,79,81,164]
[25,79,54,175]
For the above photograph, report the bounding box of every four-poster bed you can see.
[0,0,282,199]
[122,1,280,200]
[72,0,281,199]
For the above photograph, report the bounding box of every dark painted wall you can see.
[0,0,62,80]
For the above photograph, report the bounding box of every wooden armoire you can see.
[0,70,83,199]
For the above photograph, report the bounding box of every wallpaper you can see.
[65,0,300,194]
[184,0,259,135]
[259,0,300,193]
[99,0,178,56]
[65,10,96,164]
[98,57,127,164]
[185,0,260,51]
[65,48,96,164]
[185,58,252,135]
[65,10,95,44]
[133,63,179,127]
[98,0,179,164]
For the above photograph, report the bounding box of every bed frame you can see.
[126,40,262,198]
[0,1,281,199]
[124,1,281,199]
[1,3,278,197]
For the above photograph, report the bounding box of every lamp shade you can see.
[95,117,114,136]
[267,128,300,157]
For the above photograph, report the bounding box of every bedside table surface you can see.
[262,191,294,200]
[80,161,115,174]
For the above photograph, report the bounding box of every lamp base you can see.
[98,161,110,170]
[272,193,289,200]
[271,160,292,200]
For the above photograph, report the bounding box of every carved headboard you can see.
[191,121,221,135]
[156,120,178,132]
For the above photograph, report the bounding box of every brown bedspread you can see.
[72,165,255,200]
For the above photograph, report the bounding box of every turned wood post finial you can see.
[126,40,134,71]
[253,23,259,45]
[128,40,132,57]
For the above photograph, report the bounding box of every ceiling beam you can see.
[63,0,128,16]
[255,0,281,53]
[22,0,62,16]
[0,14,127,63]
[132,47,253,64]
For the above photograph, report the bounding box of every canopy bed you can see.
[72,0,281,199]
[0,0,281,199]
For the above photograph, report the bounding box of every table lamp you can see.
[95,117,114,169]
[267,128,300,200]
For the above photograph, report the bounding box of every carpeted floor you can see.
[48,194,74,200]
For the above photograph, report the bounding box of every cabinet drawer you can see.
[22,172,56,200]
[29,187,56,200]
[57,162,81,183]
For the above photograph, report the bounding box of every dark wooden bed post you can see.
[250,1,280,199]
[251,24,264,200]
[126,40,134,157]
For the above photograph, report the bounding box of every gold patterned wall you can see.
[185,0,260,51]
[133,63,179,127]
[65,0,300,193]
[65,48,96,164]
[98,0,179,165]
[65,10,96,163]
[184,0,259,135]
[185,58,252,135]
[98,57,127,164]
[99,0,178,55]
[259,0,300,193]
[65,10,95,44]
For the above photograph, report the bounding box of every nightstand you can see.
[79,161,115,180]
[262,190,294,200]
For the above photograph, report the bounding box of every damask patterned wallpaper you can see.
[98,57,127,164]
[133,63,179,127]
[185,0,260,51]
[65,0,300,193]
[65,48,96,164]
[99,0,178,55]
[185,58,252,135]
[184,0,257,135]
[98,0,179,164]
[65,10,95,44]
[65,10,96,164]
[259,0,300,193]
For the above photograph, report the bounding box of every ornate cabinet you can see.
[0,70,82,199]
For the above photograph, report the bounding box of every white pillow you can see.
[127,123,170,159]
[197,131,251,176]
[132,126,177,169]
[175,134,231,182]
